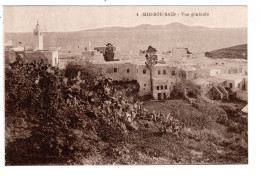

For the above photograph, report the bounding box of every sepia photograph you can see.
[3,5,248,165]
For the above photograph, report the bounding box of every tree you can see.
[145,46,158,93]
[104,43,115,61]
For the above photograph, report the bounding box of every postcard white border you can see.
[0,1,259,176]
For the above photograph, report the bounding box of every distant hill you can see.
[205,44,247,59]
[5,22,247,55]
[86,22,207,32]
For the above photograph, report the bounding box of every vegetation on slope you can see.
[5,60,247,165]
[205,44,247,59]
[5,61,178,165]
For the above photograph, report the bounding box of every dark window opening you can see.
[161,85,163,90]
[144,84,146,87]
[157,86,159,90]
[158,70,161,75]
[127,69,130,73]
[165,85,167,89]
[243,83,246,91]
[163,70,166,74]
[230,83,233,88]
[143,69,146,74]
[114,68,117,73]
[187,92,196,98]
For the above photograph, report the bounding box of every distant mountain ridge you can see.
[5,22,247,55]
[85,22,208,32]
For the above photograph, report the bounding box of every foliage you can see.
[145,46,158,69]
[5,61,145,165]
[171,80,202,99]
[110,80,140,98]
[104,43,115,61]
[5,59,247,165]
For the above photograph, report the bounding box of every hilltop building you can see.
[171,48,192,58]
[86,51,247,101]
[91,57,181,100]
[4,22,247,101]
[93,46,116,55]
[5,21,59,67]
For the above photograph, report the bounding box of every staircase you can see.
[217,85,229,100]
[212,86,223,100]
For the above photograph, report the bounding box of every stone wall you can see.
[23,50,58,67]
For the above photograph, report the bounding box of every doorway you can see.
[163,93,167,99]
[158,93,161,100]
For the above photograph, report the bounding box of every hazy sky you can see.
[4,6,247,32]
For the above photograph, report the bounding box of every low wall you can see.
[236,91,248,102]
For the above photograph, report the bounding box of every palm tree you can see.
[145,46,158,93]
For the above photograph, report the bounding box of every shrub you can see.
[171,80,202,99]
[5,61,142,165]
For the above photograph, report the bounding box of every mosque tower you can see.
[33,21,43,50]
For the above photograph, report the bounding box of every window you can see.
[157,86,159,90]
[243,83,246,91]
[230,83,233,88]
[144,84,146,87]
[158,70,161,75]
[165,85,167,89]
[114,68,117,73]
[163,70,166,74]
[143,69,146,74]
[127,69,130,73]
[238,83,240,88]
[172,71,175,76]
[161,85,163,90]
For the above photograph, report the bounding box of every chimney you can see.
[88,42,91,51]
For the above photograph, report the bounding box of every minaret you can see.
[34,21,43,50]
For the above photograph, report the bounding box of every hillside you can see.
[205,44,247,59]
[5,22,247,54]
[6,61,248,165]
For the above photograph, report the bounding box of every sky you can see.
[4,6,247,32]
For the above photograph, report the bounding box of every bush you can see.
[171,80,202,99]
[5,61,143,165]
